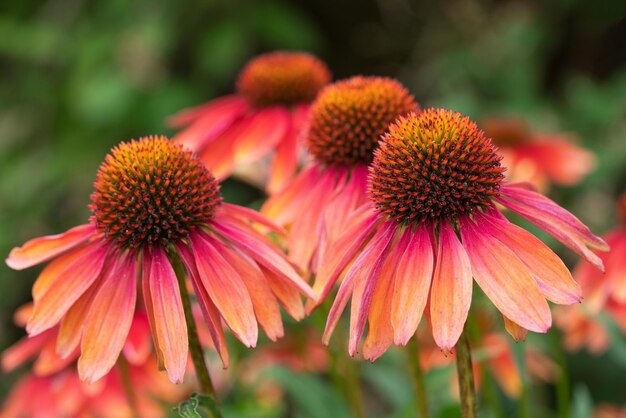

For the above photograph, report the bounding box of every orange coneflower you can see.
[5,136,314,384]
[316,109,608,360]
[168,51,331,193]
[481,116,595,191]
[262,76,419,274]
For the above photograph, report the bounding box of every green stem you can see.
[407,337,429,418]
[117,355,139,418]
[456,327,477,418]
[509,340,531,418]
[550,329,570,418]
[343,355,366,418]
[172,253,217,398]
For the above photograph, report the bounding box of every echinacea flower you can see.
[0,357,190,418]
[316,109,608,360]
[168,51,331,193]
[262,76,419,274]
[481,116,595,190]
[6,136,314,384]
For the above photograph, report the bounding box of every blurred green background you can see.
[1,0,625,416]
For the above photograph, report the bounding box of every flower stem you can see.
[550,329,570,418]
[456,327,477,418]
[172,253,217,398]
[407,337,429,418]
[343,355,366,418]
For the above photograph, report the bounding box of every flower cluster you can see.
[3,50,616,418]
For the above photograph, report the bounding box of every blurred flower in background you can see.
[169,51,331,193]
[481,116,596,191]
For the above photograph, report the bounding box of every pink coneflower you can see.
[316,109,608,360]
[168,51,331,193]
[5,136,314,384]
[262,76,419,274]
[481,116,595,191]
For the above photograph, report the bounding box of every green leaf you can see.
[175,393,222,418]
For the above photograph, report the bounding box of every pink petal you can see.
[308,208,380,313]
[6,224,95,270]
[147,247,188,383]
[123,312,152,366]
[267,105,309,193]
[198,128,237,179]
[218,243,284,341]
[189,231,258,347]
[460,216,551,334]
[78,256,137,383]
[262,265,305,320]
[2,333,49,372]
[476,211,581,304]
[27,241,108,336]
[212,221,315,301]
[498,183,609,270]
[232,107,290,163]
[170,95,249,151]
[33,336,74,376]
[176,241,229,367]
[391,223,434,345]
[219,203,286,236]
[429,220,473,352]
[348,223,396,356]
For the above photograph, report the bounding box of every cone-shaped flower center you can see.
[90,136,222,250]
[481,117,529,146]
[369,109,506,223]
[306,76,419,167]
[236,51,331,107]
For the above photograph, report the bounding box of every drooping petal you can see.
[429,220,473,352]
[391,223,434,345]
[218,243,284,341]
[497,183,609,270]
[267,105,308,193]
[604,230,626,303]
[33,335,74,376]
[308,208,380,313]
[219,203,286,236]
[503,315,528,342]
[476,211,581,304]
[176,241,229,367]
[123,312,152,366]
[170,95,249,151]
[142,251,163,369]
[189,231,258,347]
[27,241,108,336]
[147,247,188,383]
[1,333,49,372]
[262,265,306,320]
[78,256,137,383]
[6,224,95,270]
[460,217,551,334]
[212,221,315,301]
[262,165,320,225]
[232,107,290,163]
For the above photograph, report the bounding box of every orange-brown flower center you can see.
[236,51,331,107]
[306,76,419,167]
[481,117,529,146]
[369,109,506,223]
[90,136,221,250]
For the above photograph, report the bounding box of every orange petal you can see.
[503,315,528,342]
[429,220,473,352]
[477,211,581,304]
[147,247,188,383]
[190,231,258,347]
[219,203,286,236]
[460,217,551,334]
[391,223,434,345]
[1,333,48,372]
[122,312,152,366]
[176,241,230,367]
[27,242,108,336]
[6,224,95,270]
[219,243,284,341]
[78,256,137,383]
[232,107,290,163]
[267,106,307,194]
[261,165,320,225]
[264,265,305,320]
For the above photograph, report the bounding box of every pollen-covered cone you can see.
[316,109,608,359]
[262,76,419,278]
[481,116,595,191]
[168,51,331,193]
[5,136,314,384]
